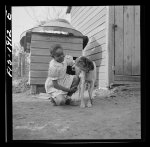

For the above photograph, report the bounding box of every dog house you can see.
[67,6,140,89]
[20,19,88,94]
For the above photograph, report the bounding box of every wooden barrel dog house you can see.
[20,19,88,94]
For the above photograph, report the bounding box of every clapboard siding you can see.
[72,7,106,34]
[71,6,108,88]
[86,23,106,38]
[71,7,88,22]
[70,7,77,14]
[88,28,106,41]
[31,55,51,63]
[30,41,82,50]
[84,44,106,56]
[31,48,81,57]
[30,71,48,78]
[29,77,47,85]
[71,7,92,26]
[74,7,106,34]
[30,63,49,71]
[85,37,106,50]
[73,7,103,29]
[84,16,106,35]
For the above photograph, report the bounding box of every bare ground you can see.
[12,82,141,140]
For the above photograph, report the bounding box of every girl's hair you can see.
[49,44,63,58]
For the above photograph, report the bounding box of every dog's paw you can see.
[80,103,86,108]
[87,101,92,107]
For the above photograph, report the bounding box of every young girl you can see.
[45,44,80,106]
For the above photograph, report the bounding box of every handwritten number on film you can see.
[6,10,12,77]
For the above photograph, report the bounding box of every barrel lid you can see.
[20,18,84,39]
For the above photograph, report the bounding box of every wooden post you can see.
[18,52,22,77]
[21,52,26,76]
[107,6,115,87]
[31,85,37,94]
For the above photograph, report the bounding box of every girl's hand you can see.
[67,86,78,96]
[69,86,78,93]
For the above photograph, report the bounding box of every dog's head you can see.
[72,56,94,75]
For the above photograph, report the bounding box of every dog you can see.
[72,56,96,108]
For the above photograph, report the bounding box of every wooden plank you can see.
[30,48,82,57]
[71,7,85,22]
[88,29,106,42]
[86,22,106,38]
[30,71,48,78]
[71,7,78,14]
[114,75,140,82]
[132,6,140,75]
[30,63,49,71]
[31,55,52,63]
[123,6,134,75]
[73,6,98,28]
[76,6,105,30]
[82,15,106,35]
[93,58,106,67]
[72,7,91,27]
[30,85,37,94]
[71,6,84,21]
[72,6,96,28]
[30,77,47,85]
[107,6,115,86]
[87,50,107,64]
[85,36,106,51]
[84,44,106,56]
[115,6,124,75]
[77,7,106,33]
[30,41,83,50]
[31,34,83,44]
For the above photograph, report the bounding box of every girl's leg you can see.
[54,94,66,105]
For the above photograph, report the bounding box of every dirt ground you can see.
[12,82,141,140]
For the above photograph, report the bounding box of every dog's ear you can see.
[83,36,89,49]
[85,57,94,71]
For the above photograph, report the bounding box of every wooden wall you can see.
[71,6,108,88]
[29,32,83,85]
[114,6,140,81]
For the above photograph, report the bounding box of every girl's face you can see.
[54,48,65,63]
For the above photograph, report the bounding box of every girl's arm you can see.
[52,80,70,92]
[52,80,77,93]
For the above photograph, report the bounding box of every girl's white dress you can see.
[45,55,75,98]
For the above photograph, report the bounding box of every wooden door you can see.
[114,6,140,81]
